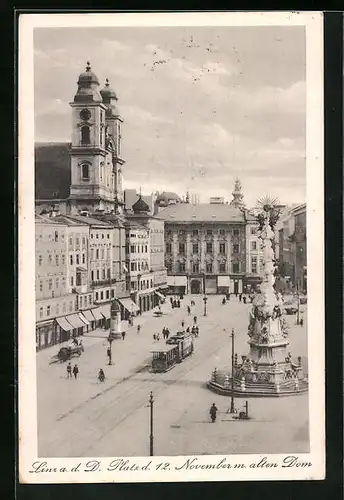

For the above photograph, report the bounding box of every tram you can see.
[151,331,194,373]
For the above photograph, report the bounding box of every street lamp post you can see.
[203,295,208,316]
[296,280,300,325]
[227,328,236,413]
[149,391,154,456]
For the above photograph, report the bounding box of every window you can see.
[111,289,115,298]
[96,249,99,259]
[95,292,99,301]
[179,243,186,254]
[102,233,104,239]
[56,278,59,289]
[233,228,239,236]
[91,270,94,281]
[219,262,226,273]
[76,272,81,286]
[82,253,85,264]
[38,255,43,266]
[97,270,100,280]
[76,237,80,246]
[138,262,141,271]
[106,290,110,299]
[91,233,94,239]
[251,256,257,274]
[131,262,135,271]
[96,233,99,239]
[178,262,186,273]
[233,244,239,253]
[48,255,52,264]
[107,234,110,239]
[81,126,90,145]
[62,302,66,313]
[232,262,239,273]
[91,249,94,260]
[206,229,212,236]
[100,291,104,300]
[192,262,199,274]
[101,249,104,259]
[166,262,172,272]
[76,254,80,265]
[219,243,226,254]
[192,244,199,254]
[107,268,110,278]
[81,163,90,180]
[166,243,172,253]
[219,229,225,236]
[39,281,43,292]
[130,245,135,253]
[206,242,213,253]
[145,245,148,253]
[48,279,52,290]
[70,277,74,287]
[251,241,257,251]
[82,237,86,245]
[206,263,213,273]
[69,237,73,246]
[131,281,135,290]
[102,269,106,279]
[54,231,59,242]
[46,305,51,316]
[56,304,60,315]
[39,307,43,318]
[151,279,153,288]
[70,255,73,265]
[62,254,65,265]
[192,229,199,236]
[251,227,256,235]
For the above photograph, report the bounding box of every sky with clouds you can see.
[34,26,306,207]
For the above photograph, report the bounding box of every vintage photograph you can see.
[19,12,324,483]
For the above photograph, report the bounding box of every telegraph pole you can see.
[149,392,154,456]
[230,328,235,413]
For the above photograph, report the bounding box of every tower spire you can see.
[230,177,245,209]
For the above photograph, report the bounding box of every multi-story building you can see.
[292,203,307,292]
[158,201,249,295]
[35,215,81,350]
[126,195,167,309]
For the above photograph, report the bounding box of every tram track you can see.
[58,306,247,457]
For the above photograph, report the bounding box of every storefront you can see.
[167,276,187,295]
[65,313,87,338]
[118,297,140,320]
[99,304,111,329]
[56,316,74,343]
[217,276,231,295]
[36,319,58,351]
[90,307,104,329]
[205,277,217,294]
[80,309,95,331]
[244,273,261,293]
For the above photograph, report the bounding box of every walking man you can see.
[73,364,79,380]
[193,315,197,325]
[67,362,72,379]
[181,320,185,328]
[187,305,191,315]
[121,331,126,341]
[137,324,141,334]
[107,347,112,365]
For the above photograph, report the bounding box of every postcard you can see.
[18,11,325,483]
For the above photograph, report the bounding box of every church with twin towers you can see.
[35,62,266,300]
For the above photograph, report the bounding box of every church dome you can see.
[100,78,118,100]
[77,61,100,85]
[74,62,103,103]
[132,195,150,213]
[156,191,182,206]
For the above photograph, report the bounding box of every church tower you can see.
[230,178,245,209]
[69,63,125,214]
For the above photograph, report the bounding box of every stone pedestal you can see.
[110,311,122,340]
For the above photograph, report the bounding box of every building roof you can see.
[156,203,246,223]
[35,214,66,226]
[35,142,71,200]
[66,215,114,228]
[132,195,150,214]
[155,191,182,205]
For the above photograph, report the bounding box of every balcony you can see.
[91,278,116,288]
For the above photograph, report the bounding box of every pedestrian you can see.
[177,300,181,308]
[165,328,170,339]
[121,331,126,340]
[98,368,105,383]
[235,292,238,299]
[195,326,199,337]
[191,300,195,307]
[157,333,160,342]
[239,293,242,302]
[72,364,79,380]
[181,320,185,328]
[107,347,112,365]
[66,362,72,379]
[193,315,197,325]
[137,324,141,334]
[243,296,247,304]
[209,403,218,423]
[187,305,191,315]
[170,297,173,307]
[300,317,304,327]
[186,326,190,333]
[153,333,157,342]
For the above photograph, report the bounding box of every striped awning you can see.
[56,316,73,331]
[118,297,140,313]
[78,312,90,326]
[81,310,95,323]
[65,314,86,329]
[155,291,165,300]
[99,304,111,319]
[91,308,103,321]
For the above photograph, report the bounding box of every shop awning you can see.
[167,276,187,286]
[78,312,90,326]
[56,316,73,331]
[118,297,140,313]
[91,308,103,321]
[65,314,86,329]
[81,310,95,323]
[155,291,165,300]
[217,276,231,286]
[99,304,111,319]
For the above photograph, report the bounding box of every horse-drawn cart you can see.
[50,344,84,363]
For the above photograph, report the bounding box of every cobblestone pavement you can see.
[37,295,308,457]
